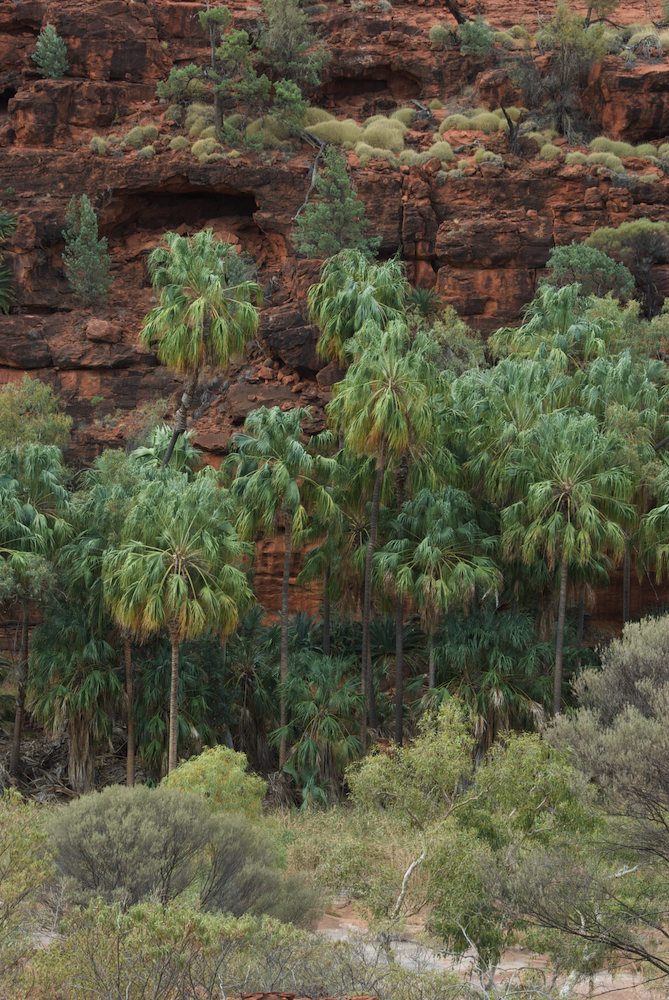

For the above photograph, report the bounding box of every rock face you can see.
[1,0,668,618]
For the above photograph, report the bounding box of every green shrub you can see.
[635,142,658,158]
[122,125,159,150]
[429,98,444,110]
[0,791,52,975]
[164,104,182,123]
[199,125,217,140]
[544,242,635,299]
[539,142,562,161]
[49,786,215,906]
[565,151,588,164]
[493,106,524,122]
[89,136,108,155]
[587,151,624,171]
[169,135,190,151]
[360,122,405,152]
[509,24,530,39]
[474,148,503,165]
[457,157,470,169]
[293,146,380,257]
[494,30,519,50]
[636,173,660,184]
[440,113,472,131]
[399,149,426,166]
[458,18,494,57]
[589,136,635,157]
[155,64,205,107]
[429,23,453,48]
[137,145,155,159]
[192,137,223,161]
[355,142,396,165]
[62,194,112,306]
[392,107,415,125]
[162,746,266,818]
[426,140,455,163]
[306,118,362,145]
[303,107,334,126]
[185,102,215,137]
[32,23,69,79]
[524,131,545,152]
[658,142,669,159]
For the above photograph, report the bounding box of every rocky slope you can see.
[1,0,668,620]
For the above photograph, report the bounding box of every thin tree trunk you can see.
[576,593,585,646]
[124,635,135,787]
[9,601,29,779]
[68,714,95,794]
[361,459,384,731]
[622,537,631,624]
[444,0,468,24]
[553,553,569,716]
[162,370,199,469]
[393,458,409,745]
[428,631,436,690]
[279,528,292,768]
[394,595,405,745]
[322,564,331,657]
[168,631,180,773]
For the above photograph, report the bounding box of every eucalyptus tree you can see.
[500,411,634,714]
[102,469,252,772]
[226,406,339,766]
[376,487,502,743]
[0,444,70,776]
[140,229,261,468]
[327,324,437,730]
[307,250,409,363]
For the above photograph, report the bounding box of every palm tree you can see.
[327,323,435,730]
[276,651,362,807]
[102,470,252,772]
[490,283,610,371]
[579,351,669,621]
[376,487,502,742]
[500,411,634,714]
[431,610,556,755]
[0,211,17,314]
[307,250,409,363]
[28,603,120,793]
[0,444,70,776]
[140,229,261,468]
[130,423,202,474]
[226,407,339,766]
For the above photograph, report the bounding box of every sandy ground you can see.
[316,903,668,999]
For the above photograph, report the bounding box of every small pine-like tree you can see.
[293,147,380,258]
[62,195,112,306]
[32,24,69,79]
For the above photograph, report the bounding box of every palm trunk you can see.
[9,601,29,778]
[427,630,436,690]
[576,593,585,646]
[622,537,631,624]
[361,459,384,731]
[279,528,292,768]
[168,631,180,773]
[68,713,95,794]
[124,635,135,787]
[394,595,405,745]
[322,564,331,657]
[162,369,199,469]
[553,553,569,716]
